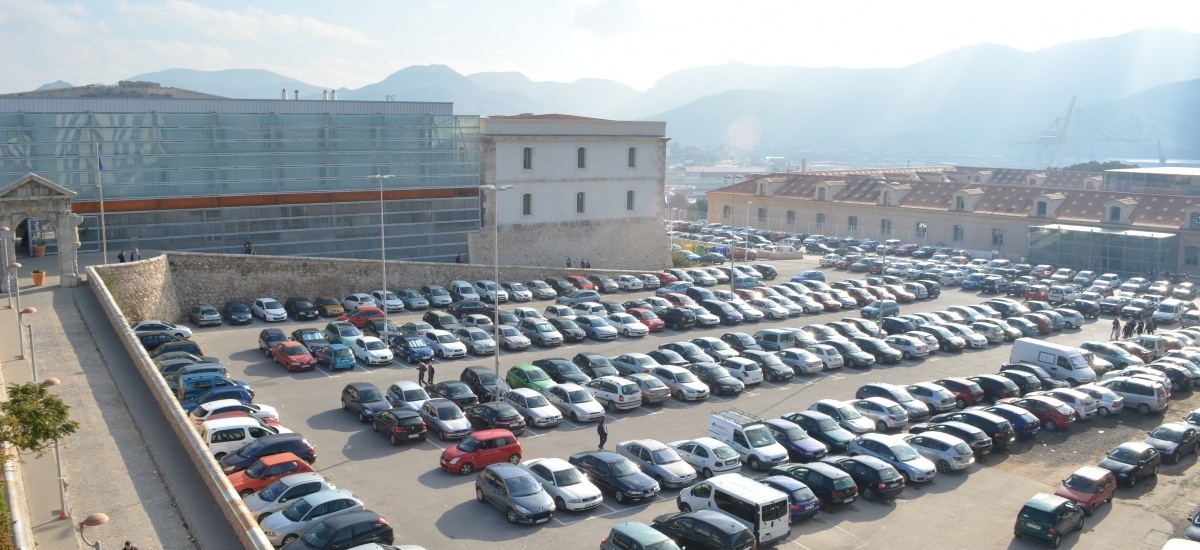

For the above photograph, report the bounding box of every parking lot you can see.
[189,257,1194,549]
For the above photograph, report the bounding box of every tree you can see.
[1049,161,1138,172]
[694,197,708,217]
[0,383,79,458]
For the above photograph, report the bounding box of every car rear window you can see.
[1018,505,1055,524]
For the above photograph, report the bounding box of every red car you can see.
[734,289,762,301]
[1111,341,1154,362]
[566,275,595,290]
[1054,466,1117,517]
[270,341,316,372]
[836,255,861,270]
[884,285,916,303]
[439,429,522,475]
[1029,264,1055,278]
[847,288,874,306]
[1024,285,1049,301]
[730,248,757,261]
[808,292,842,311]
[226,452,314,497]
[626,308,665,332]
[895,244,918,256]
[655,271,679,286]
[663,293,697,308]
[337,306,385,328]
[1021,312,1053,335]
[998,395,1077,431]
[934,377,985,408]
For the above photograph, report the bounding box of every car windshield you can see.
[525,394,550,408]
[457,436,482,452]
[1064,474,1098,492]
[300,332,323,342]
[495,406,520,420]
[403,291,422,299]
[555,319,580,330]
[437,405,463,420]
[236,438,266,457]
[403,389,428,401]
[507,474,542,497]
[675,371,699,383]
[257,479,288,501]
[230,304,249,312]
[836,405,863,420]
[1150,427,1184,442]
[890,444,920,461]
[471,332,490,341]
[710,340,731,350]
[650,448,682,464]
[746,426,776,448]
[365,340,386,351]
[589,317,611,327]
[553,467,585,486]
[533,323,554,332]
[500,327,519,337]
[244,459,268,479]
[300,522,335,546]
[282,497,313,521]
[1107,447,1140,463]
[405,338,427,348]
[610,459,640,477]
[814,417,839,431]
[429,288,449,296]
[333,348,352,358]
[263,301,282,310]
[437,334,457,344]
[782,426,809,441]
[285,346,306,356]
[200,307,218,315]
[526,369,550,381]
[359,389,384,403]
[568,390,594,403]
[339,327,359,336]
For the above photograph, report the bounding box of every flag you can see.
[97,146,103,172]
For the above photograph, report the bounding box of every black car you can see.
[1144,422,1200,464]
[996,370,1042,396]
[449,300,495,318]
[258,328,289,353]
[700,299,743,325]
[822,339,876,369]
[283,297,320,320]
[916,325,965,352]
[149,340,203,358]
[769,462,858,508]
[915,280,941,298]
[548,318,586,342]
[783,410,854,453]
[222,300,253,324]
[646,349,690,367]
[658,342,711,364]
[852,337,903,364]
[828,321,868,340]
[460,365,511,403]
[425,381,479,407]
[573,353,619,378]
[999,363,1070,389]
[930,409,1016,450]
[751,264,778,280]
[908,421,993,457]
[362,318,400,341]
[967,374,1021,402]
[464,402,527,435]
[219,433,317,474]
[880,316,918,335]
[422,310,463,332]
[568,450,660,504]
[279,510,394,550]
[1099,296,1130,315]
[291,328,331,352]
[720,332,761,353]
[651,510,755,550]
[138,330,182,351]
[341,382,391,423]
[823,455,905,502]
[531,358,592,384]
[1061,300,1100,319]
[686,362,744,395]
[371,409,427,445]
[543,277,576,297]
[1098,442,1161,487]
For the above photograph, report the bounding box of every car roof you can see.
[321,509,382,530]
[201,417,263,431]
[1023,492,1070,512]
[276,472,327,487]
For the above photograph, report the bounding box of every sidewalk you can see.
[0,249,193,550]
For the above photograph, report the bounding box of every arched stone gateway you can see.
[0,173,83,287]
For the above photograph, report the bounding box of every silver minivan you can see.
[1095,376,1170,414]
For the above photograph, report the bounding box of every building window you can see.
[626,190,635,211]
[816,213,826,229]
[627,147,636,168]
[1108,206,1121,223]
[522,147,532,170]
[881,219,892,236]
[953,225,964,242]
[974,176,981,183]
[576,192,585,213]
[577,147,586,169]
[723,205,732,219]
[1190,212,1200,229]
[1029,178,1037,186]
[786,211,796,225]
[992,228,1004,247]
[1036,201,1047,217]
[1187,246,1199,267]
[758,183,767,196]
[916,222,927,238]
[757,208,766,222]
[955,196,965,211]
[817,187,826,201]
[848,216,858,232]
[522,193,532,216]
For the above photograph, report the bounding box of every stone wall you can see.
[95,251,659,324]
[468,218,672,271]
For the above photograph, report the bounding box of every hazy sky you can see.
[2,0,1198,94]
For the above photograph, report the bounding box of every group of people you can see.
[565,257,592,268]
[115,249,141,263]
[1111,317,1157,340]
[416,357,436,385]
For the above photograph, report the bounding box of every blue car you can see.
[983,403,1041,439]
[759,475,820,521]
[314,344,356,370]
[762,419,828,462]
[791,270,826,282]
[961,274,984,290]
[394,335,435,364]
[181,386,253,414]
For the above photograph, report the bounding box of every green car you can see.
[505,364,556,391]
[1013,493,1085,548]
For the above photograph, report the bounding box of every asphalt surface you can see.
[189,257,1197,550]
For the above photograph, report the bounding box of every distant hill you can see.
[127,68,333,100]
[2,80,222,99]
[35,80,72,91]
[1078,78,1200,161]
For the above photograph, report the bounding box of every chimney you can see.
[322,90,328,101]
[281,88,287,100]
[330,90,337,101]
[294,89,299,100]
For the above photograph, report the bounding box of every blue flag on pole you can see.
[98,145,103,172]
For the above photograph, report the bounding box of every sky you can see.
[2,0,1198,94]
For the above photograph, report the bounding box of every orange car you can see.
[566,275,595,290]
[227,452,314,497]
[270,341,316,372]
[337,306,385,328]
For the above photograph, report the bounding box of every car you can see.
[290,328,331,353]
[909,420,995,457]
[651,365,710,401]
[544,383,606,422]
[281,297,320,321]
[605,312,650,337]
[547,317,586,342]
[259,489,364,547]
[181,384,253,414]
[852,397,909,431]
[133,320,193,339]
[1001,362,1072,390]
[610,353,660,376]
[473,280,509,304]
[930,409,1017,451]
[323,322,363,347]
[518,318,563,347]
[783,410,854,453]
[934,377,986,409]
[569,450,661,504]
[847,432,936,483]
[218,433,317,474]
[811,399,874,435]
[615,275,645,291]
[425,380,479,408]
[1144,422,1200,464]
[278,510,394,549]
[904,382,958,413]
[824,455,905,503]
[391,334,433,364]
[531,358,591,385]
[669,437,742,479]
[222,300,253,325]
[258,327,289,354]
[573,353,620,378]
[350,336,393,365]
[423,329,468,359]
[626,373,672,406]
[586,376,643,412]
[370,408,427,446]
[997,396,1077,432]
[1099,441,1161,487]
[1054,466,1117,517]
[419,398,472,441]
[983,403,1042,439]
[250,298,288,322]
[271,341,316,372]
[650,510,755,550]
[522,457,603,512]
[440,428,522,475]
[616,439,698,489]
[189,399,279,426]
[504,388,563,428]
[758,475,821,522]
[769,462,858,508]
[138,330,183,352]
[762,418,828,462]
[226,452,315,497]
[240,472,336,523]
[686,363,745,395]
[188,303,223,327]
[452,327,497,355]
[902,432,975,473]
[574,315,619,340]
[1013,493,1086,548]
[340,382,390,423]
[338,306,386,329]
[312,344,355,370]
[384,381,431,412]
[505,364,555,392]
[968,374,1022,403]
[361,318,400,341]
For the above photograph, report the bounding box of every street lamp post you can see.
[78,512,108,549]
[481,184,513,401]
[41,377,67,520]
[19,307,36,372]
[878,181,901,321]
[9,262,20,314]
[0,226,9,302]
[744,200,752,285]
[369,175,397,345]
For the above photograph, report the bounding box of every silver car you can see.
[504,388,562,428]
[902,432,975,473]
[615,439,698,489]
[650,365,710,401]
[519,318,563,347]
[669,437,742,478]
[501,281,535,302]
[242,473,337,523]
[259,488,363,547]
[522,457,603,511]
[574,315,619,340]
[385,380,430,411]
[496,325,531,351]
[544,383,605,422]
[398,288,429,310]
[420,398,472,440]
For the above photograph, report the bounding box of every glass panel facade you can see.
[1028,224,1178,276]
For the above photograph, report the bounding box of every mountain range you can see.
[31,28,1200,165]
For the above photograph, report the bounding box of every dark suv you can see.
[219,433,317,474]
[769,462,858,508]
[284,297,320,320]
[967,374,1021,402]
[658,307,697,330]
[931,409,1016,451]
[281,510,394,549]
[422,310,462,331]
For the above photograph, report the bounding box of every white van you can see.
[1009,338,1098,385]
[706,409,789,471]
[677,473,790,546]
[447,280,480,301]
[1154,299,1194,325]
[1047,285,1080,304]
[201,417,288,458]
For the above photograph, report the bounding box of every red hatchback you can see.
[566,275,595,290]
[626,308,665,332]
[884,285,916,303]
[271,341,316,372]
[1054,466,1117,516]
[439,429,522,475]
[338,306,385,328]
[809,292,842,311]
[934,377,985,408]
[1024,285,1049,301]
[655,271,679,286]
[998,395,1077,431]
[1021,312,1054,335]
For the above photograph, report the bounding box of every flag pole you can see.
[96,143,108,262]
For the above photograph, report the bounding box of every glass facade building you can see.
[1028,224,1178,276]
[0,98,481,259]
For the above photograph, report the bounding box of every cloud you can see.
[116,0,385,47]
[571,0,647,37]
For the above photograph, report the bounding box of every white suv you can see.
[474,280,509,303]
[585,376,642,411]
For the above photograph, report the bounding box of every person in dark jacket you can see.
[597,417,608,450]
[117,250,126,263]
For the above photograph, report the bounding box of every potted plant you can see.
[31,269,45,286]
[32,239,46,258]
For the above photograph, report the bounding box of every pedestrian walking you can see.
[427,362,436,385]
[1148,318,1157,334]
[597,416,608,450]
[1110,319,1121,340]
[455,252,463,264]
[124,542,138,550]
[1123,320,1135,339]
[117,250,126,263]
[1135,320,1145,336]
[129,248,141,261]
[417,359,429,385]
[566,256,572,268]
[244,241,254,254]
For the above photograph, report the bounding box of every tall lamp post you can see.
[878,181,901,321]
[743,200,752,283]
[369,175,397,344]
[78,512,107,549]
[481,184,513,401]
[9,262,20,313]
[41,377,68,520]
[19,307,36,371]
[0,226,9,301]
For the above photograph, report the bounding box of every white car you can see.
[686,269,718,287]
[474,280,509,303]
[132,320,193,339]
[496,325,531,351]
[251,298,287,322]
[776,348,823,374]
[544,304,576,319]
[505,388,563,428]
[500,281,534,302]
[806,344,844,369]
[423,329,468,359]
[350,336,393,365]
[650,365,710,401]
[453,327,497,355]
[765,296,804,316]
[639,274,662,289]
[1074,383,1125,416]
[906,330,941,351]
[884,334,930,359]
[945,306,982,323]
[260,489,364,547]
[586,376,643,411]
[341,293,375,311]
[544,383,605,422]
[370,290,404,313]
[522,457,603,511]
[606,313,649,337]
[941,323,988,348]
[616,275,644,291]
[903,431,975,473]
[852,397,909,431]
[905,382,958,413]
[703,268,729,284]
[188,399,279,426]
[722,357,764,386]
[749,298,789,320]
[513,307,543,321]
[669,437,742,478]
[819,253,842,267]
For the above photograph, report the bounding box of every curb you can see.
[0,388,36,550]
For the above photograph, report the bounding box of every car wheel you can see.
[876,421,887,432]
[571,412,580,422]
[674,390,684,401]
[438,350,446,359]
[508,454,521,465]
[341,398,349,411]
[903,351,912,360]
[1083,503,1094,517]
[1042,419,1057,432]
[390,433,399,446]
[955,397,966,409]
[257,512,271,523]
[862,486,876,501]
[238,488,253,497]
[702,467,714,479]
[459,462,474,476]
[679,502,692,512]
[438,429,448,441]
[605,400,617,412]
[1138,403,1151,414]
[1152,464,1160,476]
[372,422,379,433]
[213,452,227,460]
[476,487,486,502]
[614,491,627,504]
[554,496,567,511]
[1098,407,1110,417]
[936,459,951,473]
[1051,534,1061,548]
[748,456,761,471]
[358,411,368,423]
[281,535,298,546]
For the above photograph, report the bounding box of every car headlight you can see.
[568,498,583,504]
[264,531,277,537]
[449,458,460,464]
[513,504,531,514]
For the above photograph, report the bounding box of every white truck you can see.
[706,409,789,471]
[1009,338,1097,385]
